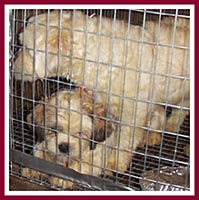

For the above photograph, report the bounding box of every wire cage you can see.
[9,9,190,191]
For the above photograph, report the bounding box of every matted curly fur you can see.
[17,10,190,189]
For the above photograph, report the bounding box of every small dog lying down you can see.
[23,88,119,189]
[17,10,190,189]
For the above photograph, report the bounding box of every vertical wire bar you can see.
[55,9,63,164]
[90,9,103,177]
[130,8,147,169]
[53,9,64,187]
[155,10,178,177]
[21,9,27,153]
[15,9,19,51]
[12,9,19,121]
[104,9,117,179]
[114,9,131,183]
[31,9,39,152]
[142,10,162,174]
[10,9,15,144]
[67,9,76,168]
[79,9,90,173]
[127,9,148,188]
[43,9,50,165]
[123,10,138,187]
[9,9,14,151]
[183,48,191,190]
[27,9,38,179]
[32,9,37,153]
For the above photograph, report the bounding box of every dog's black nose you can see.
[58,143,70,154]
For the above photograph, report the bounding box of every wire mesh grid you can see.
[9,9,190,191]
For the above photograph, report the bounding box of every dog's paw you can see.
[22,168,41,179]
[49,176,73,190]
[144,132,162,146]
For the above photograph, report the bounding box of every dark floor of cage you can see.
[9,107,190,191]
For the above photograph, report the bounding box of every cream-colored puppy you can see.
[23,88,119,189]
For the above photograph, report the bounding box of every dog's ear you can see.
[90,118,115,150]
[88,104,116,150]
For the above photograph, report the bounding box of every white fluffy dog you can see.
[15,10,190,189]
